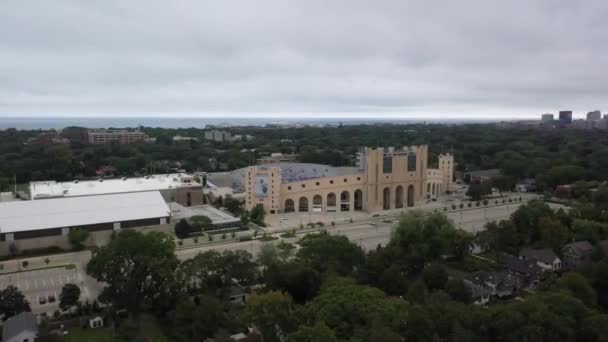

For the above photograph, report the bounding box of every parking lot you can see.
[0,265,99,315]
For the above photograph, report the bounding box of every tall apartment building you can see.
[541,113,554,121]
[587,110,602,121]
[559,111,573,124]
[204,130,232,142]
[88,129,149,144]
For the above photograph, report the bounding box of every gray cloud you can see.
[0,0,607,119]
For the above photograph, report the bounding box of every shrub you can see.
[44,258,50,265]
[316,221,325,227]
[178,240,183,246]
[307,222,315,228]
[299,224,305,230]
[443,207,447,211]
[231,232,236,238]
[459,203,464,209]
[476,201,480,207]
[468,202,472,208]
[482,199,488,206]
[193,237,199,243]
[222,233,227,240]
[208,235,214,242]
[331,221,335,226]
[508,198,513,203]
[22,261,29,268]
[451,204,457,210]
[495,200,499,205]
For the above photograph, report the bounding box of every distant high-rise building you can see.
[559,111,573,124]
[541,113,554,121]
[587,110,602,121]
[604,114,608,120]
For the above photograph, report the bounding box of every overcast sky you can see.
[1,0,606,119]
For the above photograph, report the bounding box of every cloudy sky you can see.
[0,0,606,119]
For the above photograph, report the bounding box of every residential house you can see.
[520,248,562,272]
[2,312,38,342]
[561,241,594,270]
[466,169,501,183]
[501,254,543,290]
[228,284,250,306]
[464,271,516,303]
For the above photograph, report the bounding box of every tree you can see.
[59,283,81,311]
[407,279,428,305]
[391,211,472,263]
[556,272,597,308]
[170,296,225,341]
[86,230,179,317]
[0,285,30,321]
[493,175,515,194]
[264,261,321,304]
[224,195,244,215]
[297,231,365,276]
[68,228,89,250]
[245,291,296,342]
[190,215,213,232]
[180,250,258,297]
[287,322,338,342]
[174,219,193,239]
[466,182,491,201]
[240,211,250,227]
[445,278,471,303]
[422,264,448,290]
[304,280,408,340]
[538,216,571,250]
[250,204,266,225]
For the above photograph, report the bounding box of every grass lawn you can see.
[63,317,168,342]
[64,327,113,342]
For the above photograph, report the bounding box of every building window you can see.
[408,154,417,172]
[383,156,392,173]
[288,186,291,190]
[357,177,361,181]
[344,178,347,183]
[301,184,306,188]
[330,180,334,184]
[316,182,320,186]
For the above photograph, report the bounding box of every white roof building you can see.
[29,173,200,200]
[0,191,171,234]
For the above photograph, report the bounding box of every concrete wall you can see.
[0,222,173,257]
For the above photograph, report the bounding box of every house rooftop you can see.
[2,312,38,342]
[520,248,559,265]
[563,241,594,252]
[0,191,170,234]
[30,173,200,200]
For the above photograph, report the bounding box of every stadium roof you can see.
[30,173,200,200]
[207,163,361,188]
[0,191,171,234]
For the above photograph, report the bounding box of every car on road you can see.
[39,296,47,305]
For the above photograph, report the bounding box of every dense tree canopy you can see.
[86,230,180,317]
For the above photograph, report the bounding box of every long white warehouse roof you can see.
[0,191,171,234]
[30,173,200,200]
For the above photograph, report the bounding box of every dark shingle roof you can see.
[563,241,594,253]
[501,254,543,275]
[520,248,559,264]
[2,312,37,342]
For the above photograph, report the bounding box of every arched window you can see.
[298,197,309,212]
